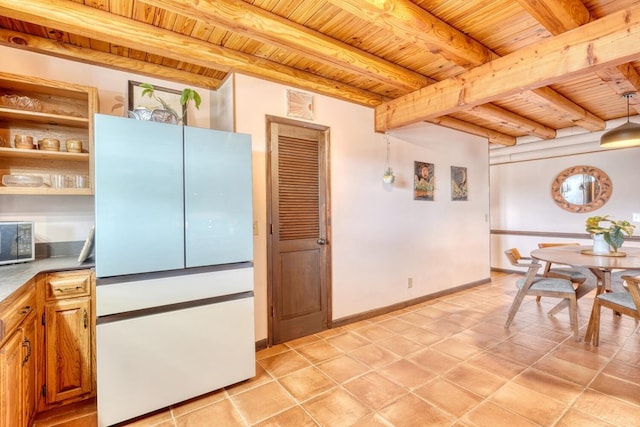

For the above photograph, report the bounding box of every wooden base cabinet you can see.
[0,282,37,427]
[37,270,95,412]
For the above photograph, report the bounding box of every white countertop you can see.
[0,257,95,302]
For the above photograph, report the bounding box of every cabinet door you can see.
[0,330,23,427]
[22,313,37,424]
[184,127,253,267]
[94,114,185,277]
[45,298,92,404]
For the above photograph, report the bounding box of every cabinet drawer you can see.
[45,271,92,301]
[0,283,35,345]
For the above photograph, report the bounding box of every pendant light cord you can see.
[385,133,392,172]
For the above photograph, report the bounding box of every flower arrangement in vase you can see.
[585,215,635,253]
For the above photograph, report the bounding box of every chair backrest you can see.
[505,248,540,269]
[621,275,640,315]
[537,243,581,275]
[504,248,522,266]
[505,248,541,291]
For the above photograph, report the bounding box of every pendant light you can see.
[600,92,640,148]
[383,133,395,184]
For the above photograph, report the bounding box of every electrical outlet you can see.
[408,277,413,288]
[633,213,640,222]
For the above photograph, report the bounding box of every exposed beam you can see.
[595,64,640,115]
[0,0,514,144]
[326,0,498,69]
[469,104,556,139]
[0,28,222,90]
[143,0,432,92]
[0,0,386,107]
[515,0,591,33]
[331,0,602,136]
[427,116,516,146]
[519,0,633,126]
[518,88,604,131]
[374,6,640,131]
[325,0,554,141]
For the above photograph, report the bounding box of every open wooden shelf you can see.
[0,71,98,196]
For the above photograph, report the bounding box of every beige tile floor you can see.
[35,271,640,426]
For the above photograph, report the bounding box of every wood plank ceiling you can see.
[1,0,640,146]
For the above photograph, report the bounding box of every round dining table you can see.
[531,244,640,291]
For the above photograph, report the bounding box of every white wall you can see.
[0,47,491,343]
[233,75,490,339]
[490,135,640,271]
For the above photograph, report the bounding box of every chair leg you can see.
[505,289,528,328]
[568,296,579,342]
[548,299,569,316]
[536,296,542,302]
[593,304,602,346]
[585,300,601,346]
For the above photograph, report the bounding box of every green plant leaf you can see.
[604,227,625,251]
[140,83,155,98]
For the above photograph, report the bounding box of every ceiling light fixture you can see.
[600,92,640,148]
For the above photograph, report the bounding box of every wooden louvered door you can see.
[268,118,330,344]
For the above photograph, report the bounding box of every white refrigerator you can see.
[93,114,255,426]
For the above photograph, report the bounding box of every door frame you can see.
[265,115,332,346]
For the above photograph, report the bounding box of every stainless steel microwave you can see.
[0,221,35,265]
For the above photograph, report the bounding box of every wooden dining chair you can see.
[536,243,588,314]
[504,248,579,341]
[584,275,640,346]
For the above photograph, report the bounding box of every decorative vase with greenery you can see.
[383,167,395,184]
[139,83,202,125]
[585,215,635,253]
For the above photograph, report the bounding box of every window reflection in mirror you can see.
[560,174,599,205]
[551,166,612,213]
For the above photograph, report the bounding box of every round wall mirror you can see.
[551,166,612,213]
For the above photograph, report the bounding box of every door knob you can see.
[317,238,327,245]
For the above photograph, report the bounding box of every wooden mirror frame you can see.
[551,165,612,213]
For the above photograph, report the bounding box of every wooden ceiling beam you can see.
[0,28,223,90]
[326,0,498,68]
[520,0,640,117]
[469,104,556,139]
[328,0,556,140]
[0,0,512,144]
[515,0,604,131]
[0,0,386,107]
[518,88,604,131]
[332,0,601,136]
[426,116,516,146]
[142,0,432,92]
[595,64,640,115]
[151,0,533,143]
[515,0,591,33]
[374,6,640,131]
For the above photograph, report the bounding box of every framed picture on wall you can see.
[414,161,435,201]
[451,166,468,201]
[128,81,187,125]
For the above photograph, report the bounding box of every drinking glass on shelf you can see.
[70,175,88,188]
[50,174,65,188]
